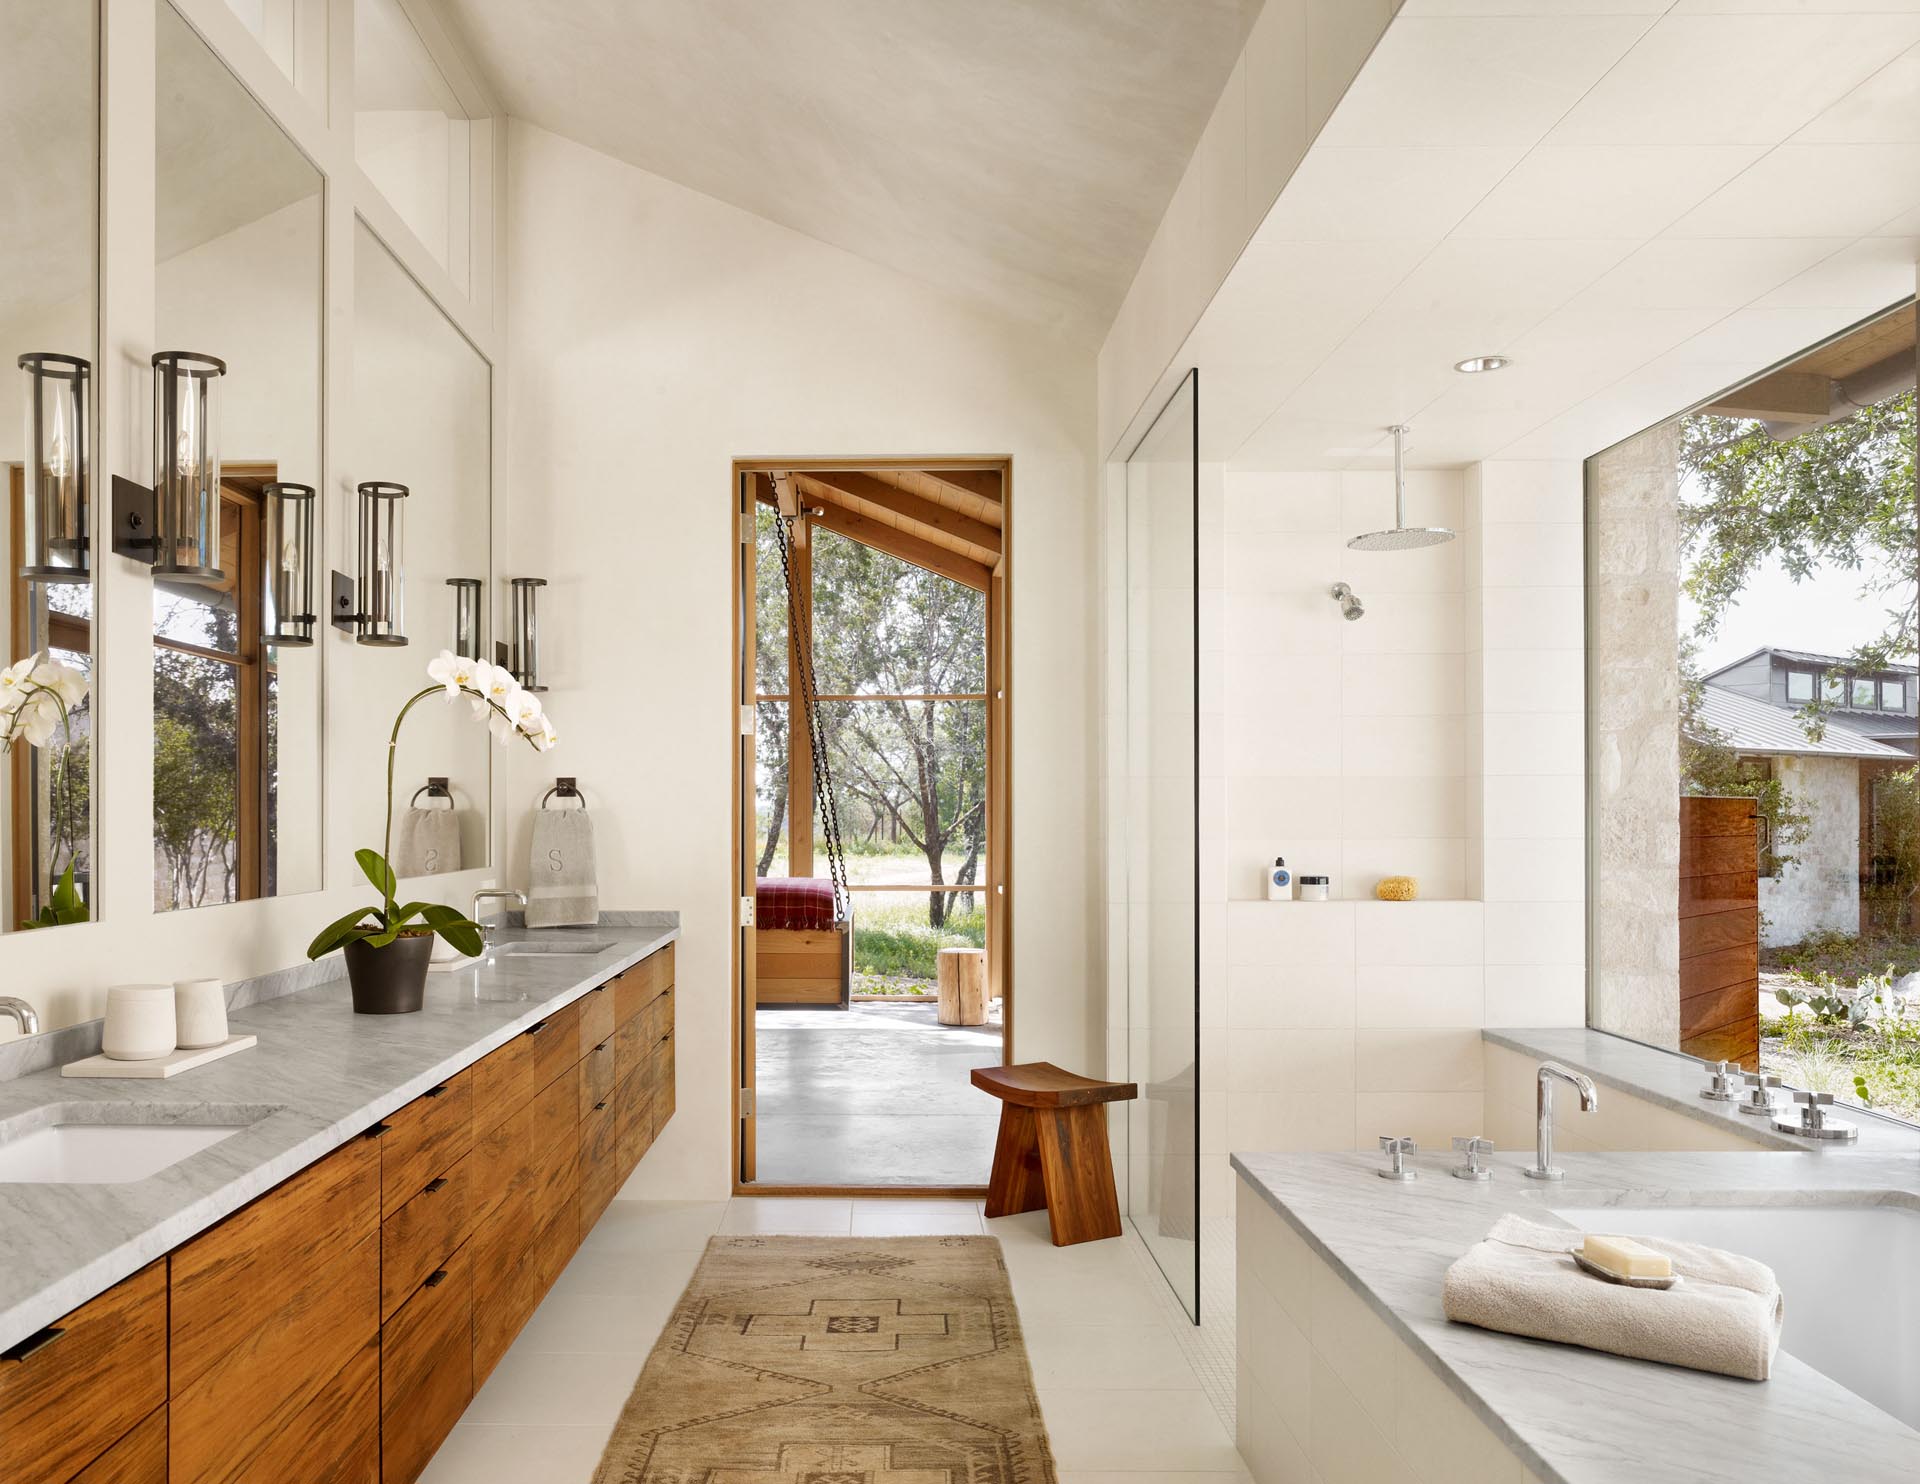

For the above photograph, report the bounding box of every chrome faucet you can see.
[470,889,527,943]
[1522,1061,1598,1181]
[0,997,37,1036]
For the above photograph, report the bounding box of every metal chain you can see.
[775,513,850,919]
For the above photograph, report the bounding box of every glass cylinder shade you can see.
[151,351,226,582]
[356,481,407,645]
[447,577,481,659]
[509,576,546,692]
[263,482,316,646]
[18,353,90,579]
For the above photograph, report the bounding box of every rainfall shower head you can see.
[1348,425,1455,552]
[1331,582,1364,621]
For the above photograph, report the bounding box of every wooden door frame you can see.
[731,455,1013,1198]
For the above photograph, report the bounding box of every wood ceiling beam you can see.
[1700,371,1832,422]
[809,501,992,593]
[800,470,1001,560]
[918,468,1003,506]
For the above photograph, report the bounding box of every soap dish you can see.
[1572,1249,1682,1290]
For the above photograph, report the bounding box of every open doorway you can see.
[732,461,1011,1192]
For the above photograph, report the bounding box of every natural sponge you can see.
[1375,876,1419,902]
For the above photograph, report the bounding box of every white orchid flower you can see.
[16,692,60,747]
[0,653,42,714]
[510,689,545,736]
[537,716,558,751]
[32,658,86,710]
[426,648,482,698]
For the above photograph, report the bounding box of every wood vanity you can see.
[0,943,675,1484]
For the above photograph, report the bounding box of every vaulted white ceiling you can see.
[1184,0,1920,471]
[440,0,1261,339]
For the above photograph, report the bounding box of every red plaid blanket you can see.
[755,876,838,932]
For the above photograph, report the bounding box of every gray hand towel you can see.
[1443,1214,1783,1381]
[393,806,463,878]
[527,808,597,927]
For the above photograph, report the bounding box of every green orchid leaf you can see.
[421,904,484,959]
[355,848,397,902]
[308,905,383,959]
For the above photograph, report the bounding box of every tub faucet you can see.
[470,889,527,943]
[0,997,37,1036]
[1522,1061,1597,1182]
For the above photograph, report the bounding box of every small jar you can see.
[103,985,177,1061]
[173,978,228,1049]
[1297,875,1331,902]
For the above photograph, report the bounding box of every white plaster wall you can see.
[1759,755,1860,948]
[493,121,1100,1200]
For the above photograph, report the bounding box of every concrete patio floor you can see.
[753,999,1004,1186]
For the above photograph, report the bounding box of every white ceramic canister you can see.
[103,984,177,1061]
[173,978,228,1049]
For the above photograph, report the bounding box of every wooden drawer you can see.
[579,1094,622,1232]
[171,1230,379,1484]
[381,1068,472,1218]
[612,960,650,1026]
[473,1203,572,1388]
[234,1337,378,1484]
[382,1152,474,1322]
[639,981,674,1048]
[614,1005,649,1082]
[381,1245,473,1484]
[576,981,615,1059]
[471,1030,535,1134]
[651,1027,675,1136]
[470,1095,535,1253]
[616,1066,655,1178]
[0,1262,166,1484]
[579,1035,616,1122]
[70,1406,166,1484]
[528,999,581,1094]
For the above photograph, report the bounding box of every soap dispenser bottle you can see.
[1265,856,1293,901]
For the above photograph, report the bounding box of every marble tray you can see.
[60,1035,258,1079]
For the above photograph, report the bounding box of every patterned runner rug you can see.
[592,1234,1056,1484]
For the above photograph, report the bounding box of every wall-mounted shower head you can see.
[1347,424,1455,551]
[1331,582,1364,621]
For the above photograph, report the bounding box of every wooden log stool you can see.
[971,1062,1137,1245]
[937,948,988,1026]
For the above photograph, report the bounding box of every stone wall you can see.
[1759,755,1860,946]
[1589,423,1682,1048]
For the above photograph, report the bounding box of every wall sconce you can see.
[17,353,90,580]
[508,576,547,692]
[150,351,226,582]
[263,482,316,646]
[447,577,482,658]
[330,481,408,646]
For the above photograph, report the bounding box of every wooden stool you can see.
[937,948,987,1025]
[971,1062,1137,1246]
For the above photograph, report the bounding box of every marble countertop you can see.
[1233,1148,1920,1484]
[1487,1026,1920,1154]
[0,922,676,1352]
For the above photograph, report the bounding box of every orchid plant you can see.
[1,652,90,928]
[307,652,559,962]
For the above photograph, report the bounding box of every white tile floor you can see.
[421,1197,1252,1484]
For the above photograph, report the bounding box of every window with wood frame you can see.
[750,467,1005,996]
[151,467,280,911]
[8,468,93,928]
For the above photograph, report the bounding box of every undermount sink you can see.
[0,1104,272,1184]
[485,938,615,957]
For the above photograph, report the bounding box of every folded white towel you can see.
[527,807,597,928]
[1442,1214,1783,1381]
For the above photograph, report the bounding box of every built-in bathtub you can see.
[1555,1202,1920,1430]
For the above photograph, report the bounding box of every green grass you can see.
[852,900,985,981]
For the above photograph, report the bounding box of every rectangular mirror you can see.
[353,222,491,874]
[0,0,98,934]
[153,1,324,911]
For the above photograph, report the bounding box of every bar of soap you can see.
[1580,1234,1672,1280]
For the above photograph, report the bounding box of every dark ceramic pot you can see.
[343,932,433,1014]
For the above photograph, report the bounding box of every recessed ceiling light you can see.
[1453,355,1511,374]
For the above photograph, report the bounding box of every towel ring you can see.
[410,777,455,810]
[542,776,587,811]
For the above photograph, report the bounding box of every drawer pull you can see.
[593,1040,609,1054]
[657,1031,673,1047]
[593,1100,608,1111]
[1,1325,64,1363]
[423,1268,450,1289]
[423,1083,449,1099]
[423,1176,449,1194]
[524,1019,548,1036]
[363,1121,392,1140]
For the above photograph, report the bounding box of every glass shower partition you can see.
[1124,370,1199,1321]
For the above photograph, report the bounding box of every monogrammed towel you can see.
[527,807,597,928]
